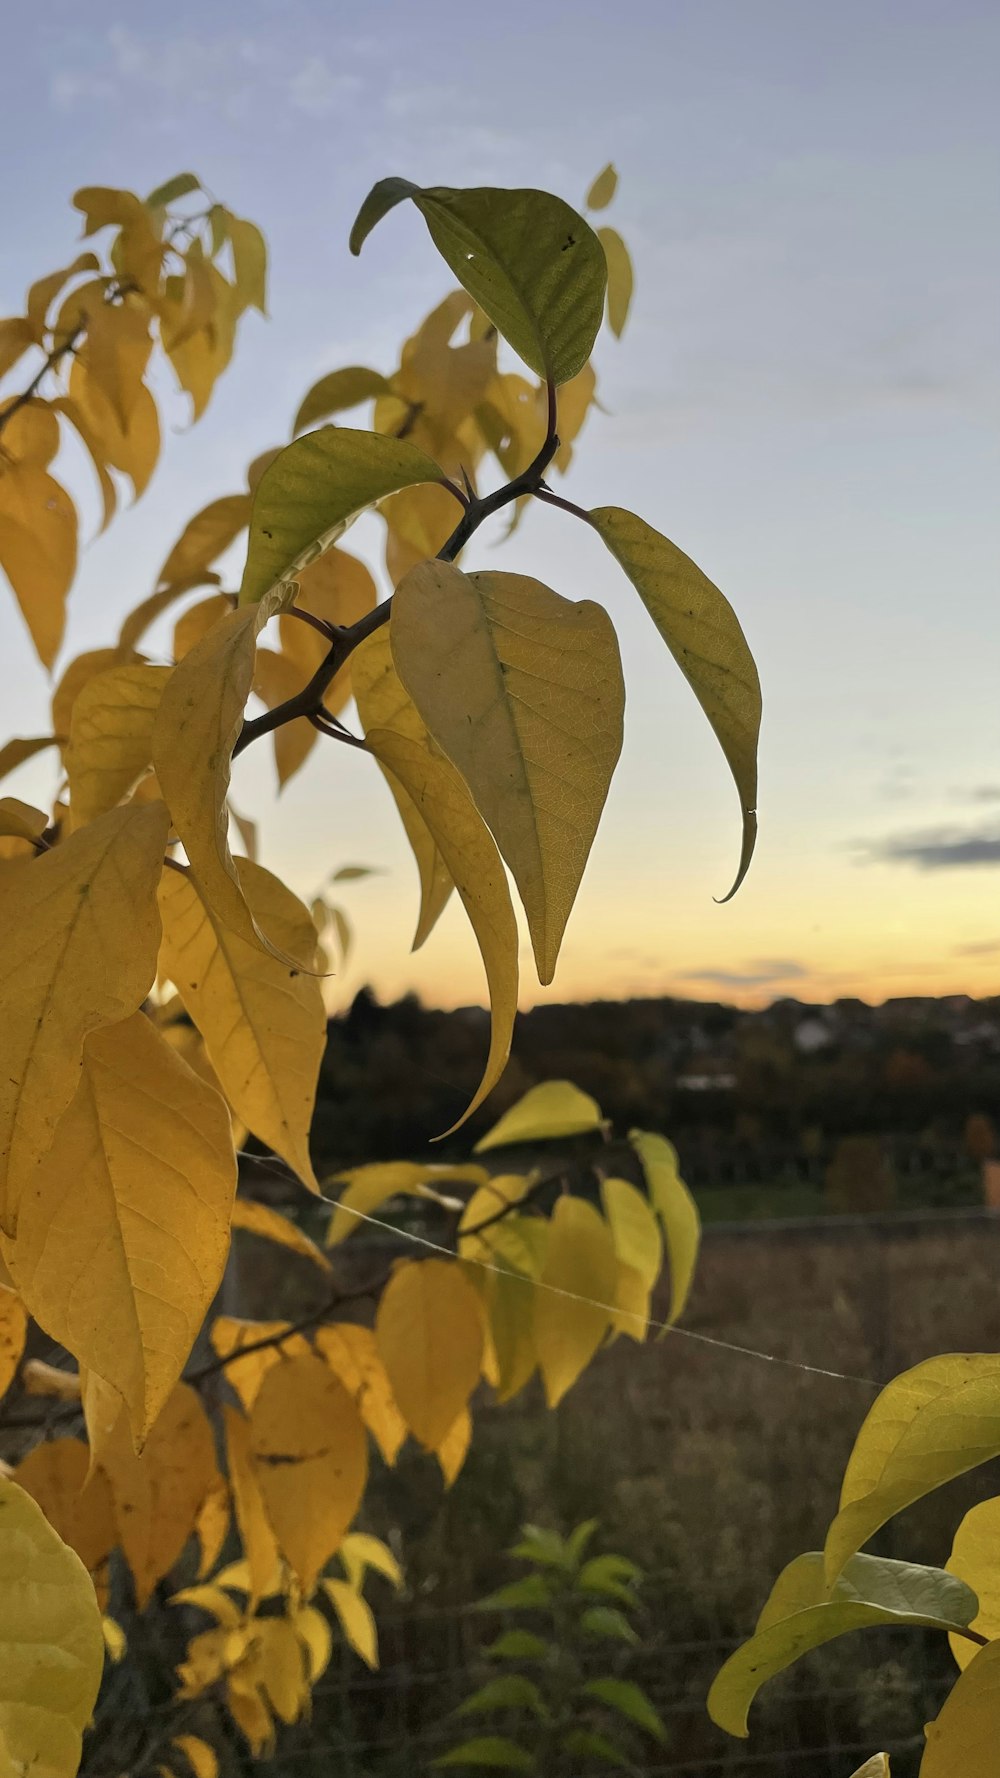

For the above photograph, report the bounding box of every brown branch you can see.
[232,384,561,761]
[0,326,85,441]
[183,1276,386,1387]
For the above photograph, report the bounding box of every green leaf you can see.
[351,180,606,385]
[823,1354,1000,1585]
[707,1551,979,1739]
[478,1575,553,1613]
[591,506,761,899]
[577,1555,642,1603]
[293,367,392,436]
[582,1678,666,1744]
[629,1130,699,1325]
[239,427,440,606]
[476,1082,605,1153]
[454,1677,548,1720]
[560,1729,629,1767]
[485,1631,551,1663]
[434,1737,535,1771]
[921,1640,1000,1777]
[390,563,624,985]
[565,1519,601,1564]
[508,1526,573,1570]
[586,165,619,211]
[597,227,634,337]
[145,173,200,210]
[580,1607,639,1646]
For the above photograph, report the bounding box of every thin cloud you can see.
[675,959,808,989]
[863,825,1000,870]
[954,940,1000,957]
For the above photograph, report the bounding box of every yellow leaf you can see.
[172,1735,220,1778]
[92,1381,218,1605]
[211,1318,311,1411]
[279,544,377,718]
[946,1494,1000,1669]
[69,362,160,497]
[608,1261,651,1343]
[252,1617,308,1724]
[458,1173,532,1259]
[151,598,285,950]
[292,367,391,436]
[157,858,324,1189]
[586,164,619,211]
[849,1761,890,1777]
[383,482,462,585]
[601,1178,663,1291]
[158,495,251,589]
[52,648,126,744]
[338,1532,404,1594]
[352,627,454,949]
[437,1406,472,1488]
[239,427,440,607]
[0,800,169,1234]
[919,1639,1000,1775]
[0,1286,27,1399]
[475,1081,605,1152]
[322,1578,379,1668]
[223,1404,283,1605]
[101,1616,126,1662]
[250,1354,368,1594]
[480,1264,539,1404]
[596,226,634,336]
[313,1322,407,1466]
[195,1472,231,1579]
[8,1011,236,1440]
[228,217,268,315]
[84,301,152,433]
[375,1259,483,1450]
[0,317,34,380]
[0,1477,104,1778]
[173,592,232,660]
[51,395,118,531]
[391,563,624,984]
[629,1130,699,1325]
[591,506,761,899]
[73,184,144,233]
[25,255,100,341]
[552,363,596,474]
[0,398,60,464]
[13,1437,116,1602]
[325,1160,475,1247]
[824,1354,1000,1586]
[0,463,77,667]
[231,1199,330,1274]
[65,663,170,826]
[366,729,518,1129]
[170,1585,242,1628]
[292,1604,333,1681]
[251,646,318,789]
[0,736,58,784]
[535,1197,617,1407]
[225,1677,273,1755]
[0,798,44,843]
[21,1360,82,1401]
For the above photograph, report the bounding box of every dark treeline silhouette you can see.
[305,987,1000,1213]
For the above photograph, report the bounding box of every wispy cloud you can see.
[287,57,363,117]
[954,939,1000,957]
[862,823,1000,870]
[675,959,808,989]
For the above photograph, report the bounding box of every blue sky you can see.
[2,0,999,1011]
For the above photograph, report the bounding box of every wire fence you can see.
[237,1208,1000,1778]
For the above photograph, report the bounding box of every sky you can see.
[2,0,999,1014]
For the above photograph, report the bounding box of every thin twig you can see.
[232,386,561,761]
